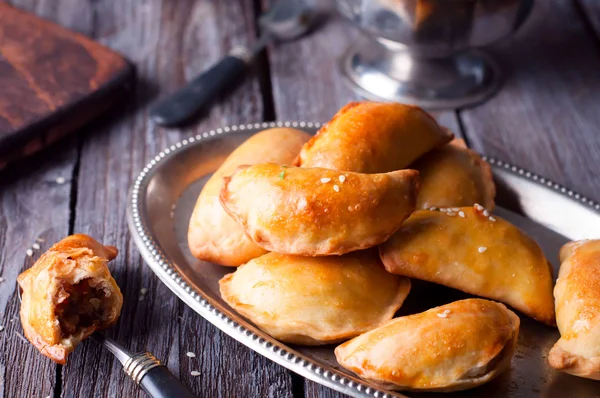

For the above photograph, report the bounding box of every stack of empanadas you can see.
[188,101,573,393]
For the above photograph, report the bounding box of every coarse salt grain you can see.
[56,177,66,184]
[436,313,447,318]
[190,371,201,377]
[339,175,346,183]
[140,288,148,295]
[474,203,484,211]
[320,177,331,183]
[186,352,196,358]
[333,185,340,192]
[458,211,465,218]
[26,249,33,257]
[32,243,40,250]
[478,246,487,253]
[483,210,490,217]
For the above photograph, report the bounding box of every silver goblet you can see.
[336,0,534,109]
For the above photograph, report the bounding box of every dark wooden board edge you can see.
[0,61,135,170]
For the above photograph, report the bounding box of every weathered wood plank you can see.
[0,2,90,397]
[0,140,76,398]
[59,1,293,397]
[461,0,600,201]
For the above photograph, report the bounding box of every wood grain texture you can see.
[0,3,133,169]
[0,141,77,397]
[57,1,293,397]
[460,0,600,201]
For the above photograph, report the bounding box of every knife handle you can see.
[150,47,252,126]
[124,352,198,398]
[140,365,199,398]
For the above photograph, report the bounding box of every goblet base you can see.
[339,39,502,109]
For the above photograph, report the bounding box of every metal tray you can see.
[127,122,600,398]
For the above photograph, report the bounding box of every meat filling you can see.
[54,279,108,338]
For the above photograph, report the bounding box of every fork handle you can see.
[140,365,199,398]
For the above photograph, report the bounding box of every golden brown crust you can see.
[295,101,453,173]
[219,163,419,256]
[335,299,520,392]
[187,127,311,266]
[549,240,600,379]
[17,234,123,364]
[413,139,495,210]
[379,208,556,326]
[219,250,411,345]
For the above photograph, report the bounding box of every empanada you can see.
[17,234,123,364]
[549,240,600,379]
[335,299,519,392]
[294,101,453,173]
[220,163,419,256]
[188,127,310,266]
[412,139,495,210]
[379,207,555,325]
[219,250,411,345]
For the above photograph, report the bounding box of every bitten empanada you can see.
[549,240,600,379]
[379,207,555,325]
[17,234,123,364]
[188,127,310,266]
[335,299,519,392]
[220,163,419,256]
[295,101,453,173]
[412,139,495,210]
[219,250,411,345]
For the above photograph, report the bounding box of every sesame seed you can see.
[489,216,496,222]
[443,309,451,314]
[458,211,465,218]
[333,185,340,192]
[26,249,33,257]
[483,210,490,217]
[339,175,346,183]
[436,313,447,318]
[478,246,487,253]
[452,208,460,212]
[32,243,40,250]
[429,207,436,211]
[474,203,484,211]
[440,208,448,212]
[140,288,148,295]
[56,177,66,184]
[190,371,201,376]
[320,178,331,183]
[186,352,196,358]
[447,211,456,216]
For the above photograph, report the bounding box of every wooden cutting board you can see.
[0,3,134,169]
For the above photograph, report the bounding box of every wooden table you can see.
[2,0,600,397]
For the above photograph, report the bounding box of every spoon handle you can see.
[150,47,252,127]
